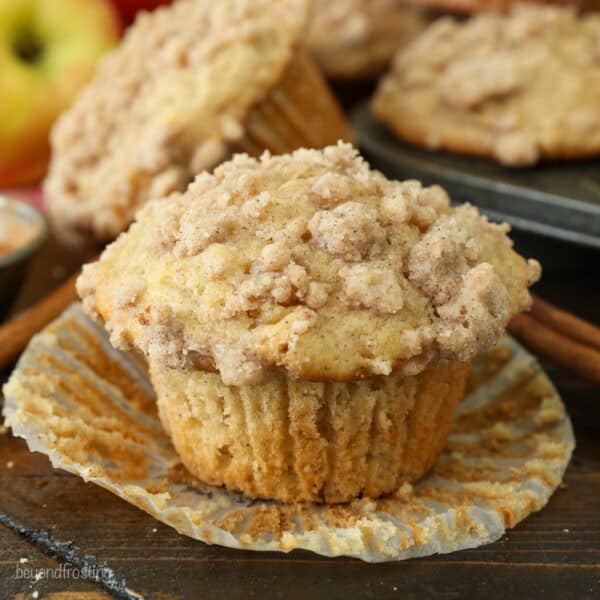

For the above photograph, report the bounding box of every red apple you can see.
[111,0,172,26]
[0,0,121,187]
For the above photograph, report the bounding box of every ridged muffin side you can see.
[152,359,470,503]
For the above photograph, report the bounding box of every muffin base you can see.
[152,360,471,504]
[237,49,355,155]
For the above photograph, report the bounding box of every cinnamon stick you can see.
[508,312,600,385]
[0,270,80,370]
[531,294,600,352]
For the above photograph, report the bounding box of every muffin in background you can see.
[307,0,429,80]
[45,0,352,245]
[373,5,600,166]
[405,0,600,14]
[77,143,540,503]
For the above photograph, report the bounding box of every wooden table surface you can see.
[1,234,599,600]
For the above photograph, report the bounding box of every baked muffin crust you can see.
[78,143,540,386]
[45,0,307,241]
[373,6,600,166]
[307,0,427,79]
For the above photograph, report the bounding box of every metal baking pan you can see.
[352,103,600,250]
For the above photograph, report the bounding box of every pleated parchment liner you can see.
[3,304,574,562]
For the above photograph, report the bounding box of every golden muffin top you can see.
[373,5,600,166]
[78,143,540,386]
[45,0,306,243]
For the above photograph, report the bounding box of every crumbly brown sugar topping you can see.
[45,0,306,242]
[374,5,600,166]
[78,143,540,385]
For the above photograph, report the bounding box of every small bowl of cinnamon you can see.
[0,195,47,320]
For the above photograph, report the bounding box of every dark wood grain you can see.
[1,234,599,600]
[0,521,113,600]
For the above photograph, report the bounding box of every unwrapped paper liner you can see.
[2,304,574,562]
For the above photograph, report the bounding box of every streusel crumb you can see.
[78,143,539,385]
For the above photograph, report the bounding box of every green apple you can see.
[0,0,120,186]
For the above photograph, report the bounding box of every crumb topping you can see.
[340,264,404,314]
[78,143,539,385]
[438,55,522,110]
[45,0,306,242]
[407,205,508,306]
[308,202,386,261]
[374,6,600,166]
[435,263,510,360]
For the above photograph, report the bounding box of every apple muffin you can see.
[45,0,352,244]
[77,143,540,503]
[373,5,600,166]
[306,0,428,80]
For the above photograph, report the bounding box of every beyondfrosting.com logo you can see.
[15,561,113,582]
